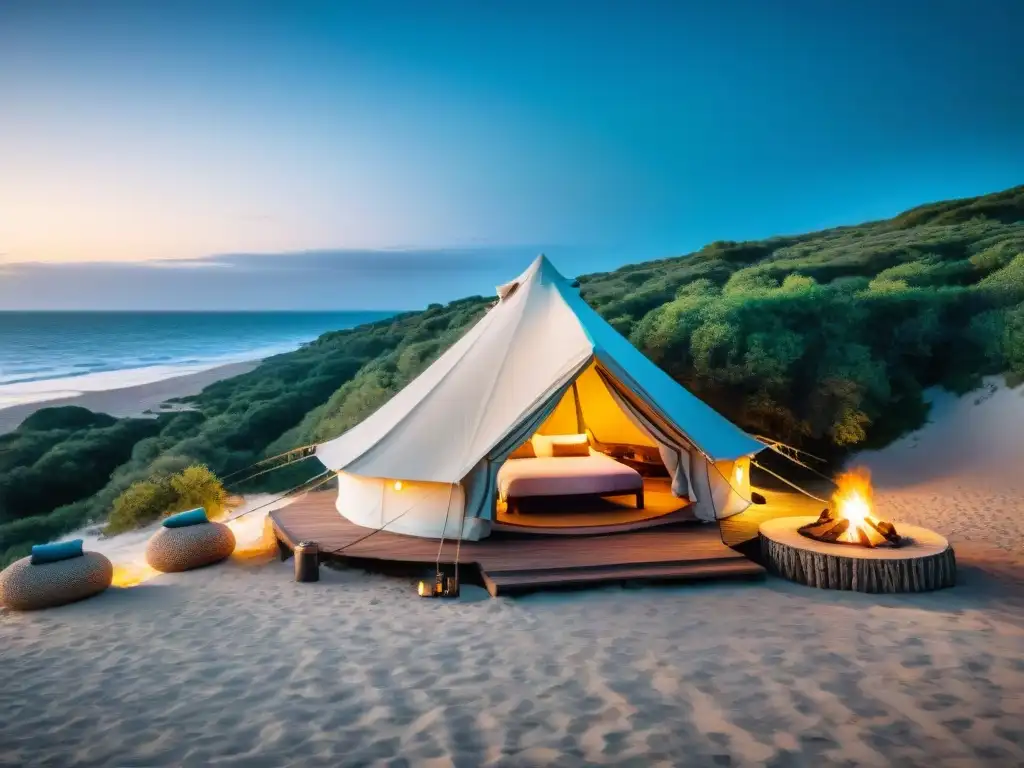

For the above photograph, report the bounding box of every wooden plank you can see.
[480,569,500,598]
[270,491,762,596]
[481,559,765,595]
[718,486,824,549]
[482,557,760,581]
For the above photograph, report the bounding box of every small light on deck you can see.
[418,575,442,598]
[393,480,403,491]
[417,574,459,598]
[734,464,744,484]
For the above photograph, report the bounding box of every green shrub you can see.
[170,465,228,519]
[103,464,228,535]
[104,479,176,535]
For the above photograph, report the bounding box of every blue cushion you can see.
[162,508,209,528]
[30,539,84,565]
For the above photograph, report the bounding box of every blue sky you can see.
[1,0,1022,309]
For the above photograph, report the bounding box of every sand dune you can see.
[856,377,1024,551]
[2,379,1023,766]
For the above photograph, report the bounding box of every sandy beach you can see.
[2,382,1023,767]
[0,360,259,434]
[857,377,1024,553]
[1,540,1022,767]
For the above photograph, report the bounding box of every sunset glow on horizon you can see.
[1,1,1022,307]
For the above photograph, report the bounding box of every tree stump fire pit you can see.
[759,516,955,593]
[758,467,955,592]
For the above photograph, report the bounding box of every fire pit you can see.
[798,468,902,548]
[758,467,956,593]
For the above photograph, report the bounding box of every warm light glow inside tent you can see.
[316,255,764,540]
[536,363,656,447]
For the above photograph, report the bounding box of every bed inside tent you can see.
[491,360,749,532]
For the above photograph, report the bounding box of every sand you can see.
[2,543,1022,767]
[2,380,1023,766]
[855,377,1024,552]
[0,360,259,434]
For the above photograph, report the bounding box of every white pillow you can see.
[531,433,589,458]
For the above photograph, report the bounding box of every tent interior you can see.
[493,360,693,531]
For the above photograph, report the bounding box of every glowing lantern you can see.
[417,573,460,598]
[734,463,744,484]
[393,480,403,491]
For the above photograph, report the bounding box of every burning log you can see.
[799,506,903,548]
[798,468,902,548]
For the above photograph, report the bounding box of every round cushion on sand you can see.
[145,522,235,573]
[0,552,113,611]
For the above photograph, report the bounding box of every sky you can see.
[1,0,1022,309]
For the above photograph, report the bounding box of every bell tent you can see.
[315,255,765,540]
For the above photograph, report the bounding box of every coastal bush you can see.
[17,406,118,432]
[0,413,161,524]
[104,479,176,535]
[103,464,227,535]
[170,464,229,518]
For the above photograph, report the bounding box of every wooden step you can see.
[480,557,765,596]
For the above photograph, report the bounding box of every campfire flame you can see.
[832,467,875,543]
[798,466,902,548]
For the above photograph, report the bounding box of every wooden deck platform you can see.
[492,477,693,535]
[269,492,765,596]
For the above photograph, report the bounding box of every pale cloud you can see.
[0,247,595,310]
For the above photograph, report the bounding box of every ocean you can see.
[0,311,394,409]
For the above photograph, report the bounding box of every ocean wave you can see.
[0,311,394,410]
[0,365,123,386]
[0,346,293,409]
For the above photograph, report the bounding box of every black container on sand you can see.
[294,541,319,582]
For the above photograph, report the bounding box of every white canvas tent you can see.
[315,255,765,540]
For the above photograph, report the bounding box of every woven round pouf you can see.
[0,552,113,611]
[145,522,236,573]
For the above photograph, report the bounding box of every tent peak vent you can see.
[496,280,520,301]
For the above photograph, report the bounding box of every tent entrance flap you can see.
[593,362,752,521]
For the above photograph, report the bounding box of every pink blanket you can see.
[498,451,643,501]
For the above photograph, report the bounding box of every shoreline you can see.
[0,359,260,434]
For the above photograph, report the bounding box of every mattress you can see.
[497,450,643,501]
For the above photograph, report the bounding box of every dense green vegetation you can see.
[104,464,228,535]
[1,184,1022,565]
[0,408,160,524]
